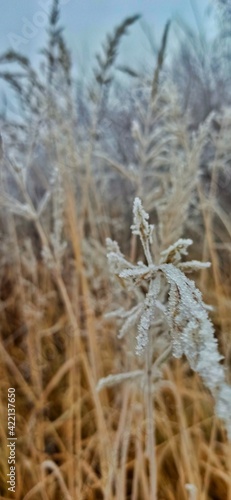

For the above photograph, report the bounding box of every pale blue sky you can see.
[0,0,214,73]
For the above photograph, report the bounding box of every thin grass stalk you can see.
[131,436,140,500]
[197,183,227,346]
[64,177,100,381]
[136,435,150,500]
[201,420,217,500]
[145,333,157,499]
[151,21,171,101]
[163,376,197,488]
[105,385,131,499]
[116,391,134,499]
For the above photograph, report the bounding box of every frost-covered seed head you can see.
[131,197,154,245]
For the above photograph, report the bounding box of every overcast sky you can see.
[0,0,214,71]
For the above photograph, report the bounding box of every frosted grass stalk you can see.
[102,197,231,440]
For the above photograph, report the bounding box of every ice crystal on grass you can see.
[136,277,161,355]
[131,197,154,264]
[131,197,154,244]
[160,238,193,264]
[106,237,135,275]
[178,260,211,273]
[216,384,231,439]
[96,369,143,392]
[160,263,216,363]
[136,284,156,354]
[118,304,143,339]
[103,197,231,439]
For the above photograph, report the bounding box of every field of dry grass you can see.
[0,1,231,499]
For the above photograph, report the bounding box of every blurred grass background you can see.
[0,0,231,498]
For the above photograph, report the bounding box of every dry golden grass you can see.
[0,155,231,499]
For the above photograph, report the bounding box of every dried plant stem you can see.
[137,436,150,500]
[197,183,227,342]
[131,438,140,500]
[201,420,217,500]
[145,330,157,500]
[105,386,131,499]
[154,345,172,369]
[163,375,197,487]
[117,389,135,499]
[151,20,171,101]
